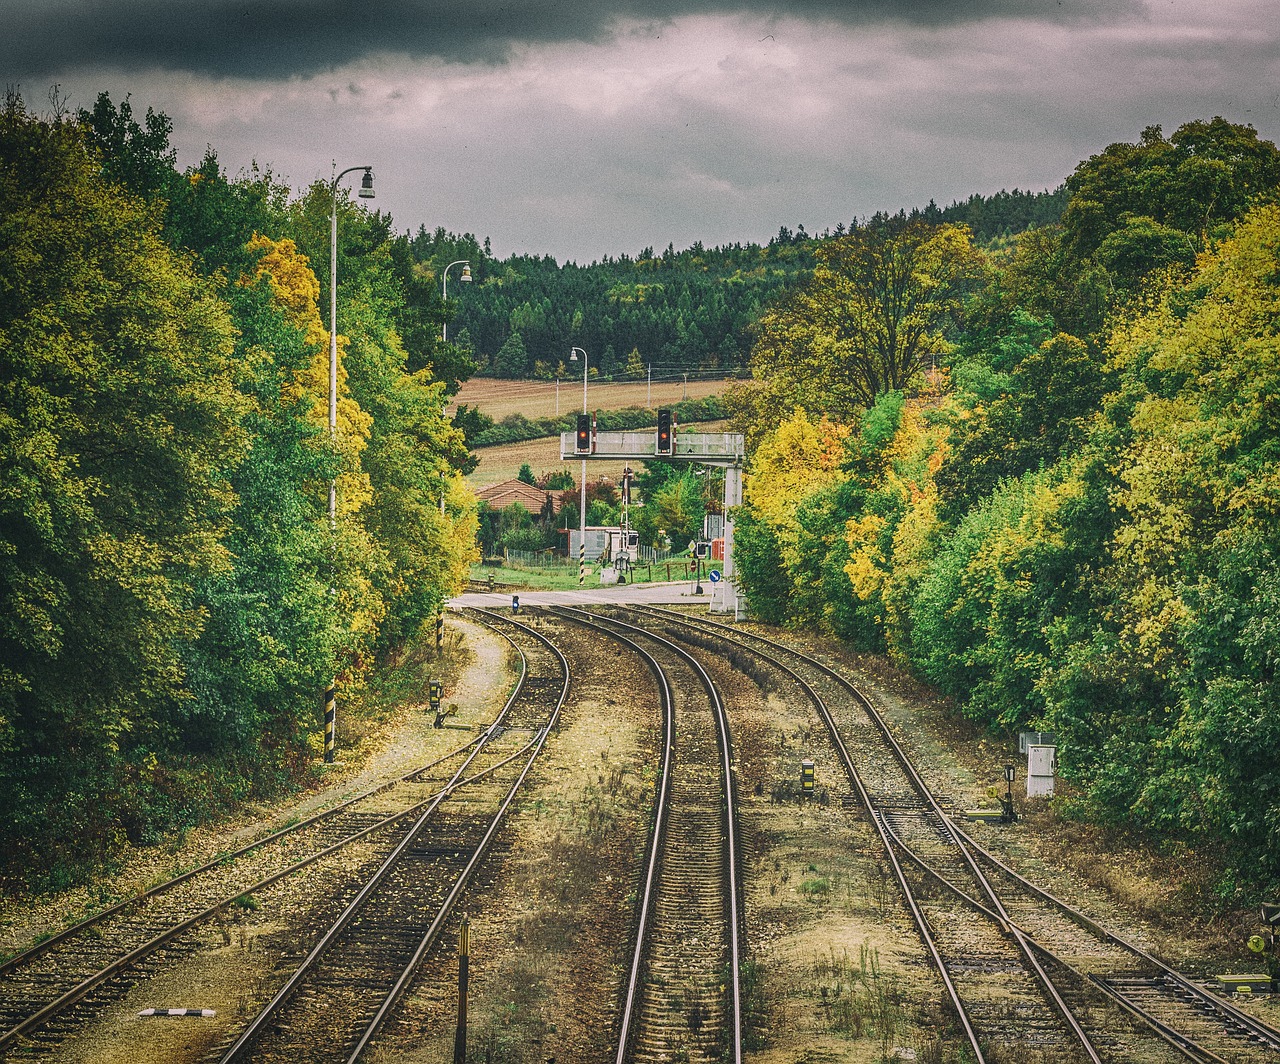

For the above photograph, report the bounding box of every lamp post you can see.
[325,163,374,764]
[569,347,588,585]
[441,260,472,342]
[329,164,375,522]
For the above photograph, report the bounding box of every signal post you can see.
[563,410,745,613]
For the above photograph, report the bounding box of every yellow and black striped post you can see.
[323,683,336,763]
[436,611,444,655]
[453,915,470,1064]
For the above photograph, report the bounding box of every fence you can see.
[503,544,680,571]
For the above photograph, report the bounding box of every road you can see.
[450,579,713,609]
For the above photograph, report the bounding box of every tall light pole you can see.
[325,163,374,764]
[570,347,588,586]
[441,260,472,342]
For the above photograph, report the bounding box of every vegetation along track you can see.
[548,605,744,1064]
[0,664,509,1057]
[626,605,1280,1064]
[206,608,569,1063]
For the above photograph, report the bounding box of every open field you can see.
[449,375,731,420]
[468,420,730,487]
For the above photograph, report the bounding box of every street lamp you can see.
[441,260,472,342]
[329,164,375,522]
[569,347,588,585]
[325,163,374,765]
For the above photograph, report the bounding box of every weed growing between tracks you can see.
[813,944,904,1051]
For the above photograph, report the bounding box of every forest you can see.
[730,117,1280,897]
[406,187,1065,382]
[0,92,477,882]
[4,85,1276,903]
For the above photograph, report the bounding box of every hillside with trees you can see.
[731,117,1280,896]
[406,185,1067,385]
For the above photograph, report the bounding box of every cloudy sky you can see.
[7,0,1279,262]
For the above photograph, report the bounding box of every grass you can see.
[450,376,729,421]
[471,559,697,590]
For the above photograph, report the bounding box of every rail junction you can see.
[1,598,1277,1062]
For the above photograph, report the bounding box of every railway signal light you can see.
[801,760,815,797]
[1001,764,1018,823]
[656,409,673,454]
[575,414,591,454]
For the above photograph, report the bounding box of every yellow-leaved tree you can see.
[843,395,950,662]
[746,408,850,579]
[245,234,373,516]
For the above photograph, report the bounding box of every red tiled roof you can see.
[476,479,561,513]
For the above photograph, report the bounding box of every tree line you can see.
[0,93,477,883]
[731,117,1280,896]
[407,183,1068,383]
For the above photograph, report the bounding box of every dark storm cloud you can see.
[7,0,1140,79]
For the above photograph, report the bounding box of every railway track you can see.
[207,608,569,1063]
[623,605,1280,1064]
[548,606,744,1064]
[0,612,536,1060]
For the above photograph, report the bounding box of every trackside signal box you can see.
[801,760,815,797]
[429,680,444,709]
[656,409,673,455]
[575,414,592,454]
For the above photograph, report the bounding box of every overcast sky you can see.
[8,0,1279,262]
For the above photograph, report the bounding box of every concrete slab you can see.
[450,580,709,610]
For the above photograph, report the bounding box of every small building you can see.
[565,526,617,562]
[476,479,561,515]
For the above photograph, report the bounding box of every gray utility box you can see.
[1027,744,1057,798]
[1019,730,1056,753]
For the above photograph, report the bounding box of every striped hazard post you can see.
[436,611,444,654]
[323,682,336,763]
[138,1008,216,1018]
[579,538,586,585]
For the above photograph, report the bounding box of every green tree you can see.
[493,331,529,378]
[0,97,246,870]
[746,218,984,421]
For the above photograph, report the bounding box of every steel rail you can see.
[555,605,745,1064]
[877,803,1230,1063]
[637,606,1280,1061]
[540,608,675,1064]
[0,734,485,982]
[218,613,544,1063]
[0,614,530,1052]
[0,734,543,1055]
[955,825,1280,1055]
[345,607,571,1061]
[627,605,986,1061]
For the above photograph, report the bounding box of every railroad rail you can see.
[0,611,536,1059]
[210,608,568,1063]
[0,745,499,1056]
[625,605,1280,1064]
[548,605,744,1064]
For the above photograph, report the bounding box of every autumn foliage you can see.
[733,119,1280,895]
[0,93,476,881]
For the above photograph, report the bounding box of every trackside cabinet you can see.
[1027,744,1056,797]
